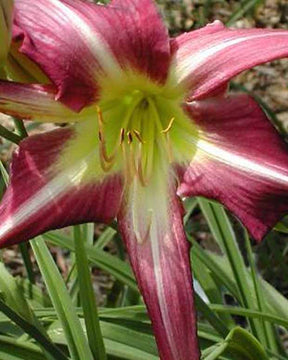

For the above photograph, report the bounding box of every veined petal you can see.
[0,81,89,122]
[14,0,170,111]
[170,21,288,99]
[0,121,123,247]
[118,169,199,360]
[6,33,51,84]
[178,95,288,241]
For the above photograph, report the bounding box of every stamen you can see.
[137,155,149,187]
[97,106,115,163]
[128,142,137,176]
[99,147,114,172]
[165,133,174,163]
[133,129,145,144]
[161,117,175,134]
[127,131,133,144]
[121,142,133,184]
[120,128,125,144]
[96,105,103,123]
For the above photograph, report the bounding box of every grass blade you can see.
[244,230,279,353]
[198,198,266,341]
[31,237,94,360]
[74,225,107,360]
[44,232,137,291]
[0,299,68,360]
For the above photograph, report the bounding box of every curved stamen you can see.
[96,106,115,163]
[161,117,175,134]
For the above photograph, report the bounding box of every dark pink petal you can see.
[118,177,199,360]
[170,21,288,100]
[178,95,288,241]
[0,127,123,247]
[0,81,83,122]
[13,0,170,111]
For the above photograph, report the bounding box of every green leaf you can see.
[198,198,266,341]
[202,327,268,360]
[244,230,278,352]
[207,251,288,323]
[192,249,234,328]
[195,293,229,338]
[209,304,288,329]
[190,241,239,299]
[95,227,117,249]
[16,278,51,308]
[225,327,268,360]
[31,237,94,360]
[44,232,137,291]
[0,335,46,360]
[0,124,22,144]
[273,222,288,234]
[73,225,107,360]
[0,160,9,186]
[48,318,158,360]
[0,299,68,360]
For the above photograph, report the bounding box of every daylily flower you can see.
[0,0,13,64]
[1,0,288,358]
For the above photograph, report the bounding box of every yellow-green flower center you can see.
[56,78,199,188]
[98,88,198,186]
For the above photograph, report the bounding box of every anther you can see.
[120,128,125,144]
[161,117,175,134]
[127,131,133,144]
[133,129,145,144]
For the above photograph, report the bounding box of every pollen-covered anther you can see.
[127,131,133,144]
[120,128,125,144]
[133,129,145,144]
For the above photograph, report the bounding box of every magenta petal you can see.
[118,180,199,360]
[0,81,81,122]
[171,21,288,100]
[14,0,170,110]
[0,128,123,247]
[63,0,170,83]
[179,95,288,241]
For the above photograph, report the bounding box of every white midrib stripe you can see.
[150,220,179,360]
[175,32,288,84]
[0,159,95,240]
[47,0,122,77]
[196,139,288,184]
